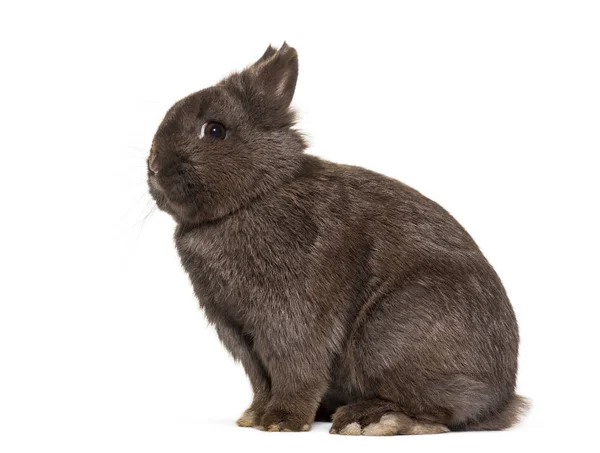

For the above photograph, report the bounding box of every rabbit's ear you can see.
[247,42,298,111]
[252,44,277,67]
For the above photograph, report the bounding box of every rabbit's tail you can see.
[453,394,530,431]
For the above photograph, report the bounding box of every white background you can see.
[1,1,599,451]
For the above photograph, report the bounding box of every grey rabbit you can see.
[147,42,527,435]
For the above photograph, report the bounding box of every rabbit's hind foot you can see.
[330,400,449,436]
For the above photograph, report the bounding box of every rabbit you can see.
[147,42,528,435]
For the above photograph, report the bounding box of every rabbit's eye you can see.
[201,122,226,140]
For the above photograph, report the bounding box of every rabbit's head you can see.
[147,43,306,225]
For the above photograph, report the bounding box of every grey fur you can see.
[147,43,528,434]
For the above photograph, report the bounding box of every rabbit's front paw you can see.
[258,409,311,432]
[237,394,270,428]
[236,408,263,427]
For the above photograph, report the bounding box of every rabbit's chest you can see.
[174,212,318,318]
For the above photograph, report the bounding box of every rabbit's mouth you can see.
[148,173,185,216]
[147,172,162,192]
[148,171,203,224]
[148,175,169,209]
